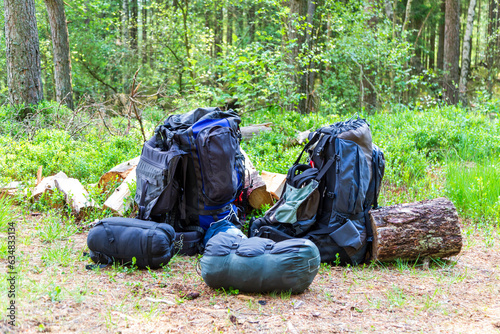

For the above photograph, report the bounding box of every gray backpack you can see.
[252,117,385,265]
[135,107,245,250]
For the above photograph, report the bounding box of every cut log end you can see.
[370,197,462,262]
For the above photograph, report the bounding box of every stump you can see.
[370,197,462,262]
[240,148,273,210]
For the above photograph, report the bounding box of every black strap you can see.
[293,131,321,165]
[372,148,380,209]
[180,157,188,220]
[138,180,149,220]
[315,157,335,182]
[146,224,158,268]
[85,263,109,270]
[102,222,115,243]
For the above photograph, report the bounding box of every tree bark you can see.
[240,149,273,210]
[226,4,233,47]
[288,0,314,113]
[429,20,436,69]
[142,0,148,65]
[443,0,461,104]
[248,4,256,43]
[4,0,44,116]
[44,0,74,110]
[122,0,129,44]
[474,0,481,67]
[459,0,477,106]
[437,0,446,71]
[130,0,138,50]
[214,3,223,57]
[370,197,462,262]
[487,0,499,94]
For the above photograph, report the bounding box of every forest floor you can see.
[1,213,500,334]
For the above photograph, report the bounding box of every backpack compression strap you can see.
[293,132,321,166]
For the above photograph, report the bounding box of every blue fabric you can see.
[203,219,247,246]
[191,118,230,138]
[198,204,237,231]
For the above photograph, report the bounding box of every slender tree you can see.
[227,3,233,47]
[487,0,499,93]
[142,0,148,64]
[4,0,43,115]
[437,0,446,71]
[44,0,74,110]
[443,0,461,104]
[214,3,223,57]
[287,0,313,113]
[122,0,129,44]
[459,0,477,105]
[429,20,436,69]
[130,0,138,50]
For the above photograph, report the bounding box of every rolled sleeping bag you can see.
[87,217,175,269]
[200,233,320,294]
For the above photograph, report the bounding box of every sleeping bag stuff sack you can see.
[200,232,320,294]
[87,217,175,269]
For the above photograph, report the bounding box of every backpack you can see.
[135,107,245,239]
[251,117,385,265]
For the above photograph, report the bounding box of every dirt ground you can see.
[1,214,500,334]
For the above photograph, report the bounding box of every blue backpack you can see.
[252,117,385,265]
[135,107,244,237]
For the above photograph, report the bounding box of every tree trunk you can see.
[214,3,223,57]
[437,0,446,71]
[487,0,499,94]
[122,0,129,44]
[130,0,138,50]
[288,0,313,113]
[142,0,148,65]
[443,0,461,105]
[459,0,477,106]
[429,20,436,69]
[44,0,74,110]
[248,4,256,43]
[227,4,233,47]
[370,197,462,262]
[4,0,44,116]
[474,0,481,66]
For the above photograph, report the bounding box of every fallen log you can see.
[370,197,462,262]
[0,181,22,199]
[240,123,273,140]
[261,171,287,200]
[98,156,140,189]
[54,178,96,216]
[240,149,273,210]
[103,166,137,215]
[32,171,69,199]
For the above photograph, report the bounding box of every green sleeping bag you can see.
[200,233,320,294]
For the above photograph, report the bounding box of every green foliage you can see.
[244,105,500,222]
[0,196,12,233]
[0,109,142,183]
[35,211,79,243]
[446,161,500,224]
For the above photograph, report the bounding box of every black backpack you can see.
[251,117,385,265]
[135,107,244,236]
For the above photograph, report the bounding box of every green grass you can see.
[445,161,500,224]
[1,102,500,227]
[35,211,79,243]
